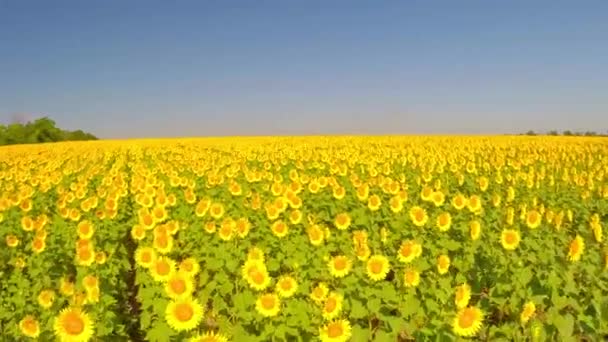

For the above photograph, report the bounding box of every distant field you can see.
[1,136,607,341]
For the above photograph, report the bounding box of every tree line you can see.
[0,117,98,146]
[523,130,608,137]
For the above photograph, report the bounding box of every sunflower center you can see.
[310,228,322,240]
[142,251,152,263]
[174,303,194,322]
[181,261,193,272]
[313,287,325,299]
[33,239,43,249]
[458,308,477,329]
[251,270,266,285]
[505,232,517,245]
[280,280,293,291]
[79,249,92,260]
[369,260,383,274]
[414,210,424,222]
[143,215,153,226]
[62,312,85,335]
[327,322,344,338]
[405,271,417,283]
[23,319,37,332]
[156,261,171,275]
[261,296,275,309]
[570,241,580,254]
[439,257,449,269]
[400,244,412,257]
[334,258,347,271]
[337,215,346,225]
[325,297,337,312]
[170,279,186,294]
[439,215,449,226]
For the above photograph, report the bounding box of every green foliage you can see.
[0,116,97,146]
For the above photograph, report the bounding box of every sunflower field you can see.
[1,136,608,342]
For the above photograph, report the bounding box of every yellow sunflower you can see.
[469,220,481,240]
[366,255,390,281]
[436,212,452,232]
[209,202,225,219]
[307,224,325,245]
[452,306,483,337]
[454,283,471,309]
[319,319,352,342]
[164,271,195,299]
[150,256,176,282]
[247,247,266,262]
[397,240,422,263]
[19,315,40,338]
[334,213,351,230]
[437,254,450,275]
[520,301,536,324]
[526,210,542,229]
[135,246,157,269]
[38,289,55,309]
[276,276,298,298]
[187,331,229,342]
[77,220,94,239]
[403,268,420,287]
[165,297,204,332]
[310,282,329,303]
[255,293,281,317]
[409,206,428,227]
[53,307,94,342]
[500,229,521,250]
[322,292,343,320]
[567,235,584,262]
[242,259,271,291]
[271,220,289,238]
[367,194,381,211]
[179,257,200,277]
[328,255,352,278]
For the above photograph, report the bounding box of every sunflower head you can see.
[165,297,204,332]
[53,307,94,342]
[452,306,483,337]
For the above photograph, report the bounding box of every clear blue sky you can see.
[1,1,607,138]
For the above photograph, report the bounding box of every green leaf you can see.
[553,313,574,339]
[350,298,368,319]
[350,324,371,342]
[367,297,381,313]
[146,321,175,342]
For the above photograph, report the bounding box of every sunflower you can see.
[271,220,289,238]
[53,307,94,342]
[403,268,420,287]
[355,244,371,261]
[242,259,271,291]
[59,277,75,297]
[591,221,603,243]
[218,218,235,241]
[367,194,381,211]
[153,233,174,254]
[6,234,19,247]
[235,217,251,238]
[356,184,370,201]
[130,224,146,241]
[389,195,404,213]
[165,297,204,332]
[409,206,428,227]
[195,198,211,217]
[454,283,471,309]
[310,282,329,303]
[328,255,352,278]
[32,238,46,254]
[204,221,216,234]
[82,275,99,292]
[276,276,298,298]
[436,212,452,232]
[187,331,229,342]
[334,213,351,230]
[526,210,542,229]
[76,247,95,267]
[467,195,482,213]
[431,191,445,207]
[321,292,343,320]
[179,257,200,277]
[567,235,584,262]
[452,306,483,337]
[77,220,94,239]
[500,229,521,250]
[19,315,41,338]
[289,209,303,225]
[255,293,281,317]
[165,271,195,299]
[437,254,450,275]
[308,224,325,245]
[397,240,422,263]
[209,202,225,219]
[247,247,266,262]
[332,186,346,200]
[520,301,536,324]
[366,255,390,281]
[469,220,481,240]
[135,246,157,268]
[319,319,352,342]
[150,256,176,282]
[95,251,107,265]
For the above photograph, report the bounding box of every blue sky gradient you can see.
[1,1,607,138]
